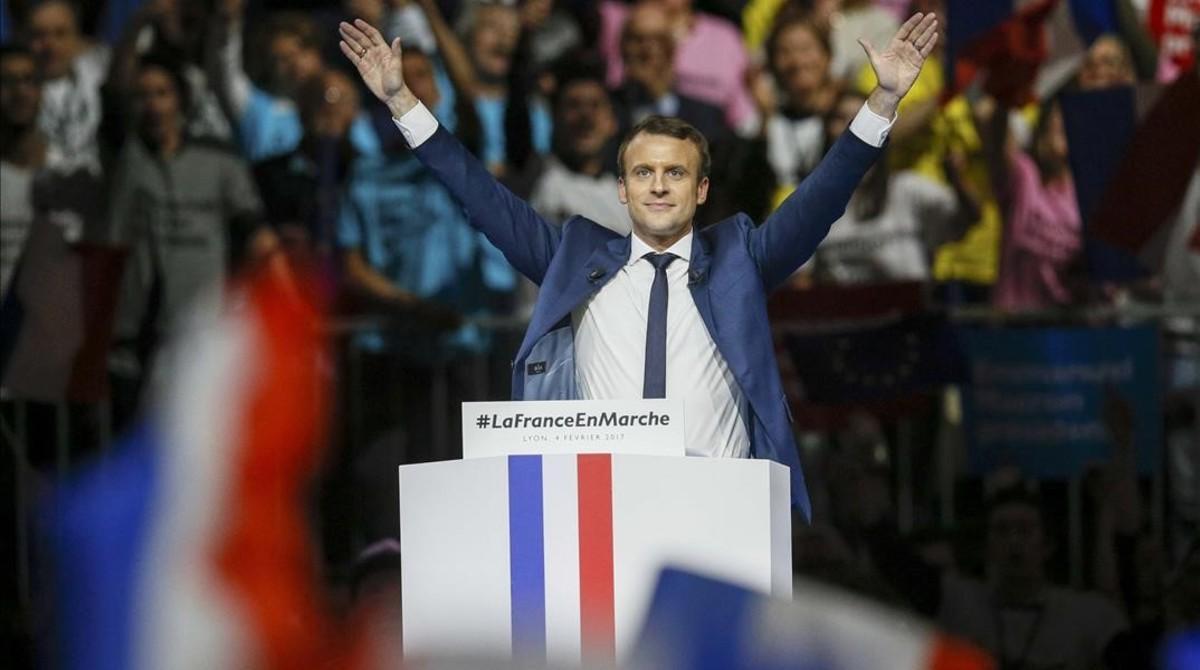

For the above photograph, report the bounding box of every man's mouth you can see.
[645,202,674,211]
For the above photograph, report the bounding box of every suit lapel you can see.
[687,231,717,345]
[517,235,630,362]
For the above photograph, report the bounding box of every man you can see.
[0,43,59,294]
[530,63,631,233]
[24,0,108,166]
[103,54,275,426]
[208,1,380,162]
[337,12,939,517]
[939,487,1128,670]
[611,1,727,142]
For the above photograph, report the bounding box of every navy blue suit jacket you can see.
[411,123,882,519]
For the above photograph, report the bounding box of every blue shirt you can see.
[337,152,516,358]
[239,86,381,162]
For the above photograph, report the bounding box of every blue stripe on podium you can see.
[507,455,546,659]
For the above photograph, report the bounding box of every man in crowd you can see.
[24,0,108,166]
[339,11,941,516]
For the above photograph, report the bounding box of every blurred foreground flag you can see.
[46,270,372,670]
[630,568,993,670]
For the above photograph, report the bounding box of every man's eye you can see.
[669,169,684,178]
[635,168,650,178]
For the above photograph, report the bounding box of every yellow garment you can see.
[854,58,1001,284]
[743,0,788,51]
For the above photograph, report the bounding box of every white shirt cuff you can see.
[849,102,895,148]
[392,101,439,148]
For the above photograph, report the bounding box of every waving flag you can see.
[631,568,993,670]
[47,270,372,670]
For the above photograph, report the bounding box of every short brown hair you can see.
[265,12,322,51]
[617,115,711,178]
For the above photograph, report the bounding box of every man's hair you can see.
[136,49,192,112]
[765,14,832,75]
[550,53,610,112]
[617,115,711,179]
[264,11,323,51]
[0,43,36,64]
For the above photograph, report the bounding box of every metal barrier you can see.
[3,302,1197,617]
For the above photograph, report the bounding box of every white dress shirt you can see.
[394,101,893,458]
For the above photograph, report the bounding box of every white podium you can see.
[397,400,792,666]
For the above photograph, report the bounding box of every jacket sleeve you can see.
[747,130,881,290]
[411,125,561,285]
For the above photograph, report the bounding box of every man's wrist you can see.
[385,88,420,118]
[866,88,901,119]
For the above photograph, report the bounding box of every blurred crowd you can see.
[1,0,1199,668]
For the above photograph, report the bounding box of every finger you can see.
[912,16,938,47]
[894,11,923,42]
[339,21,371,51]
[354,18,385,46]
[913,20,937,50]
[338,40,364,67]
[919,30,939,57]
[391,36,403,60]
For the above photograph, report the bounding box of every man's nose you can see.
[650,173,668,194]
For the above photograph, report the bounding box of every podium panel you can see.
[398,454,791,666]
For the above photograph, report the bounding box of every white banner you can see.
[461,399,685,459]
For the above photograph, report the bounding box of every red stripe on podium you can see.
[577,454,615,662]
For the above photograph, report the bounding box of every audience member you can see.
[600,0,757,134]
[105,0,230,147]
[414,0,550,173]
[1077,33,1138,90]
[101,54,273,420]
[757,14,840,210]
[801,89,977,284]
[530,63,631,233]
[24,0,108,167]
[982,95,1083,312]
[208,1,380,161]
[1,43,62,294]
[610,1,727,141]
[938,486,1128,670]
[253,68,362,257]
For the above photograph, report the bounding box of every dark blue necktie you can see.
[643,252,678,399]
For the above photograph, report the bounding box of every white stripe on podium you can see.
[542,455,582,665]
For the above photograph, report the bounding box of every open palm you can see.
[338,19,406,104]
[860,12,939,99]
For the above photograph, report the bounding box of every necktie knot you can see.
[644,252,679,271]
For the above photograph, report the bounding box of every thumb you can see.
[391,37,403,59]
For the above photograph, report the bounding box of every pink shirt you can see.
[993,151,1082,311]
[600,0,755,130]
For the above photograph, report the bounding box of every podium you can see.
[398,401,792,666]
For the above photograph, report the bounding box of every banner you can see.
[961,326,1160,477]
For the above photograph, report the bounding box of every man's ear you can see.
[696,176,710,205]
[618,177,628,204]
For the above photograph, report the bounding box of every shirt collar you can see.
[628,230,693,267]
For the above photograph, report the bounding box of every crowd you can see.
[1,0,1198,668]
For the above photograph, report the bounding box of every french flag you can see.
[47,271,372,670]
[632,569,994,670]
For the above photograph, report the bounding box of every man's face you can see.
[621,5,674,89]
[771,23,830,97]
[27,2,81,81]
[986,502,1049,587]
[618,133,708,247]
[269,34,323,95]
[0,54,41,128]
[134,66,182,143]
[555,80,616,161]
[402,52,441,109]
[304,71,359,138]
[469,5,520,82]
[1078,36,1135,90]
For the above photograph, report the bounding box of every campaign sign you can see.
[961,326,1160,477]
[462,399,686,459]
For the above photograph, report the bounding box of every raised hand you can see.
[860,12,938,116]
[338,19,418,117]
